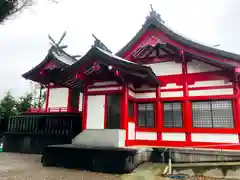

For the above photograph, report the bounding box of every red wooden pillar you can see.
[82,85,88,131]
[182,52,192,145]
[67,88,72,112]
[233,82,240,142]
[45,87,50,112]
[156,85,162,141]
[122,84,129,143]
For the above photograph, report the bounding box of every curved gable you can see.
[116,10,240,68]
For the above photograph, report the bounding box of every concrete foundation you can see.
[173,162,240,179]
[170,148,240,163]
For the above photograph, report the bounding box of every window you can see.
[128,101,134,118]
[192,100,234,128]
[163,102,183,128]
[137,103,155,128]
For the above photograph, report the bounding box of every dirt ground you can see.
[0,153,229,180]
[0,153,122,180]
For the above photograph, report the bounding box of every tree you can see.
[0,0,59,23]
[0,91,17,119]
[15,92,33,114]
[0,87,46,118]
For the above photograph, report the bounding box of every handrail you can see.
[27,107,80,113]
[152,143,240,153]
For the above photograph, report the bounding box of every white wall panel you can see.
[78,93,83,111]
[86,95,105,129]
[135,92,156,99]
[187,60,221,73]
[135,132,158,140]
[191,133,239,143]
[189,80,232,88]
[147,61,182,76]
[161,83,183,89]
[88,86,122,92]
[48,88,68,108]
[189,88,233,96]
[128,89,135,98]
[161,91,183,98]
[128,123,135,140]
[162,132,186,141]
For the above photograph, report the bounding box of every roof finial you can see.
[150,4,154,11]
[148,4,165,23]
[92,34,112,53]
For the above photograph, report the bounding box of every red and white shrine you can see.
[23,10,240,151]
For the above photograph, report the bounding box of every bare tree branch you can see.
[0,0,59,24]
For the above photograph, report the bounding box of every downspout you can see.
[168,149,172,175]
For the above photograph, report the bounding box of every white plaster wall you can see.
[161,83,183,89]
[48,88,68,108]
[187,60,221,73]
[189,88,233,96]
[147,61,182,76]
[135,92,156,99]
[161,91,183,98]
[86,95,105,129]
[189,80,232,88]
[72,129,126,148]
[191,133,239,143]
[78,93,83,111]
[135,132,158,140]
[128,122,135,140]
[162,132,186,142]
[88,86,122,92]
[128,89,135,98]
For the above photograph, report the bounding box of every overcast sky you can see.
[0,0,239,98]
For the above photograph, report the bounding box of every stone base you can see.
[41,144,153,173]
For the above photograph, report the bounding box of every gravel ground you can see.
[0,153,121,180]
[0,153,232,180]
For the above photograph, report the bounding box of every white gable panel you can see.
[187,60,221,73]
[48,88,68,108]
[146,61,182,76]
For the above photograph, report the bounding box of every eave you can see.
[22,47,78,84]
[48,46,160,90]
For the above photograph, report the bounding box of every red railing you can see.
[27,107,68,113]
[27,108,45,113]
[48,107,68,112]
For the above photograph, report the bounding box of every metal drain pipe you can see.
[161,148,168,163]
[168,149,172,174]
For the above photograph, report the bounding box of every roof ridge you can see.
[116,8,240,61]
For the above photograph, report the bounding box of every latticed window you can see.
[137,103,155,128]
[163,102,183,128]
[192,100,234,128]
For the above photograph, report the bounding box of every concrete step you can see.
[72,129,126,148]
